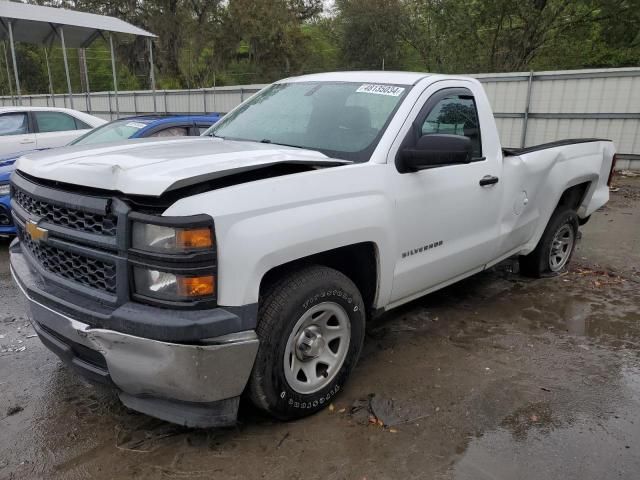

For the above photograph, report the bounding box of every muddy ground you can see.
[1,177,639,480]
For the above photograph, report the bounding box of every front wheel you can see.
[247,265,366,420]
[519,209,579,277]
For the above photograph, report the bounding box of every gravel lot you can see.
[1,176,639,480]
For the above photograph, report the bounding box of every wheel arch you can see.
[259,242,380,318]
[556,181,592,215]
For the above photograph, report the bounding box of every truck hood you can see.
[15,137,346,196]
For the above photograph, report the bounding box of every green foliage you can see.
[0,0,638,96]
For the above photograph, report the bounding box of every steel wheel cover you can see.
[283,302,351,394]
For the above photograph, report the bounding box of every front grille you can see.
[19,227,117,294]
[0,205,11,226]
[13,185,117,236]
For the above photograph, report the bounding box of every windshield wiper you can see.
[260,139,304,149]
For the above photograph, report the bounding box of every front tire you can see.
[519,208,579,277]
[248,265,366,420]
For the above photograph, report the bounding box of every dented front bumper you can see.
[10,243,259,428]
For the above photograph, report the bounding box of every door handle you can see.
[20,139,35,144]
[479,175,499,187]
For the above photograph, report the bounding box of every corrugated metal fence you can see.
[0,84,265,122]
[2,67,639,168]
[474,68,640,169]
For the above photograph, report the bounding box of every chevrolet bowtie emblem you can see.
[26,220,49,243]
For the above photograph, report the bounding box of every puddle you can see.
[453,362,640,480]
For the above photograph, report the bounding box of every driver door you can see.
[389,82,503,304]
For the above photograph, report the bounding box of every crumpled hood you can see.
[15,137,341,196]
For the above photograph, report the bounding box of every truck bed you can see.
[503,138,610,157]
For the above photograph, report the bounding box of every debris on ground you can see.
[570,265,627,287]
[349,394,427,429]
[276,432,290,448]
[6,405,24,416]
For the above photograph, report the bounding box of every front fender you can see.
[162,163,395,308]
[215,193,393,306]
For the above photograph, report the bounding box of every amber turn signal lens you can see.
[177,227,213,249]
[177,275,215,297]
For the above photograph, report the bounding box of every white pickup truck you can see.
[9,72,616,427]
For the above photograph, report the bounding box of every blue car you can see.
[0,114,220,236]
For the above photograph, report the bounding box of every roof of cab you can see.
[280,71,431,86]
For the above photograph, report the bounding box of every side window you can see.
[421,94,482,158]
[74,118,91,130]
[34,112,78,133]
[0,113,29,136]
[148,126,189,138]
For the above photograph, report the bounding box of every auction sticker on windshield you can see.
[126,122,147,129]
[356,84,405,96]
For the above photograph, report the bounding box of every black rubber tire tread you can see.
[519,208,579,278]
[247,265,365,420]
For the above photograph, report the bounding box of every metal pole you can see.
[212,73,216,112]
[109,33,119,118]
[148,38,157,113]
[44,47,54,106]
[7,22,21,105]
[59,27,74,109]
[2,42,14,105]
[81,48,92,113]
[202,88,207,114]
[520,70,534,148]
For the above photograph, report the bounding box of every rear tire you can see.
[248,265,365,420]
[519,209,579,277]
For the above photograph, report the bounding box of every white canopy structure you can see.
[0,1,158,113]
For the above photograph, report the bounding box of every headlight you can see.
[132,222,213,253]
[133,267,215,301]
[0,183,9,196]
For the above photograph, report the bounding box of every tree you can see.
[1,0,638,96]
[335,0,409,70]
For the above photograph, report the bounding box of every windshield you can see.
[70,119,151,146]
[205,81,409,162]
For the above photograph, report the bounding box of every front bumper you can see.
[10,242,260,428]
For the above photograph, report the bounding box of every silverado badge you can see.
[26,220,48,243]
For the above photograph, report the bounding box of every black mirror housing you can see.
[400,134,472,171]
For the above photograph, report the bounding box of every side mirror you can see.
[400,134,472,171]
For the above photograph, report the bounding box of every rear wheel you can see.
[519,209,579,277]
[248,265,365,420]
